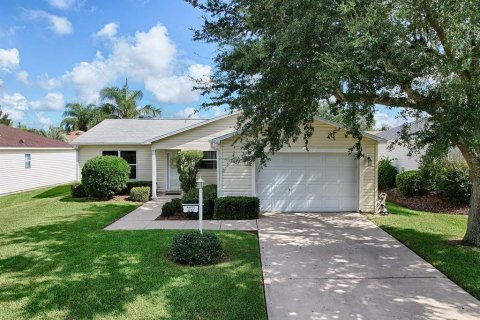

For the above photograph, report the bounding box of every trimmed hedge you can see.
[396,170,425,196]
[81,156,130,199]
[129,186,150,202]
[121,181,152,195]
[171,198,182,212]
[182,184,217,219]
[378,158,398,190]
[70,183,88,198]
[170,231,223,265]
[214,196,260,220]
[437,161,472,204]
[161,201,177,217]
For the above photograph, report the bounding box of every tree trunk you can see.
[458,144,480,246]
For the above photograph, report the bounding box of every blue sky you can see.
[0,0,401,129]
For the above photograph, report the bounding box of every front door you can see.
[167,152,181,190]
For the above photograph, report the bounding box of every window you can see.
[24,154,31,169]
[102,150,137,179]
[200,151,217,169]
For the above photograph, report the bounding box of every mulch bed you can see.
[155,211,194,220]
[384,188,469,215]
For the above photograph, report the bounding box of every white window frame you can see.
[102,150,137,180]
[200,151,217,169]
[24,154,31,169]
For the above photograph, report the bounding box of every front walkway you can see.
[258,212,480,320]
[105,196,258,231]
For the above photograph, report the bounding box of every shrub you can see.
[419,156,448,192]
[396,170,425,196]
[129,186,150,202]
[161,201,177,217]
[70,183,87,198]
[170,231,223,265]
[81,156,130,199]
[176,150,204,193]
[378,158,398,190]
[437,161,472,204]
[214,196,260,220]
[182,184,217,219]
[171,198,182,212]
[121,181,152,195]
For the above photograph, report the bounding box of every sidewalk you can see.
[105,196,258,231]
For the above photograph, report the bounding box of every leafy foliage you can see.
[171,198,182,212]
[70,183,88,198]
[214,196,260,220]
[161,201,177,217]
[437,162,472,204]
[81,156,130,199]
[176,150,204,193]
[16,124,67,142]
[0,108,12,126]
[396,171,425,197]
[129,186,151,202]
[378,158,398,190]
[170,231,223,266]
[182,184,217,219]
[121,181,152,195]
[61,103,106,132]
[100,79,161,119]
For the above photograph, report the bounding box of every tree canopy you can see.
[61,103,105,132]
[0,108,12,126]
[189,0,480,245]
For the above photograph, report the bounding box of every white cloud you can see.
[38,73,62,90]
[0,93,29,121]
[35,112,53,128]
[16,70,29,84]
[0,79,4,87]
[30,92,65,111]
[0,48,20,71]
[24,10,73,36]
[175,107,199,119]
[62,23,211,103]
[46,0,83,10]
[212,106,226,117]
[93,22,119,39]
[374,111,407,130]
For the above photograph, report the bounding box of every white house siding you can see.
[219,120,378,212]
[0,149,76,195]
[377,142,420,171]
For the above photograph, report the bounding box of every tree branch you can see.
[425,12,452,59]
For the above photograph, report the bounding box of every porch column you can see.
[151,149,157,199]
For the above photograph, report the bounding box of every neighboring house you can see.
[66,130,85,143]
[72,113,385,212]
[370,122,424,171]
[0,124,77,196]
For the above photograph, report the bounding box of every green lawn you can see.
[367,202,480,299]
[0,185,266,320]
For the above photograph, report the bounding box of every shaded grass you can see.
[367,202,480,299]
[0,185,266,320]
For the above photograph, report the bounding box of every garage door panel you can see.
[257,153,358,212]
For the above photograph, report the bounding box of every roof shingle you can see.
[0,125,72,148]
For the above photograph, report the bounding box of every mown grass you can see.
[367,201,480,299]
[0,185,266,320]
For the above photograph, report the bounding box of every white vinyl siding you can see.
[377,142,420,171]
[0,149,76,195]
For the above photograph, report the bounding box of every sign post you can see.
[196,176,205,234]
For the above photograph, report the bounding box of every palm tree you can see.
[44,126,67,142]
[100,79,161,119]
[61,103,105,132]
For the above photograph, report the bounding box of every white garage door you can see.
[257,153,358,212]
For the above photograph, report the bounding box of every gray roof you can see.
[373,121,425,141]
[72,119,206,145]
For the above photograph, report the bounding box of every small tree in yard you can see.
[189,1,480,246]
[176,150,203,193]
[82,156,130,199]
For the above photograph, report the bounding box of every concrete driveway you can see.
[258,212,480,320]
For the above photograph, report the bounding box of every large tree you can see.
[0,108,12,126]
[61,103,105,132]
[189,0,480,245]
[100,79,161,119]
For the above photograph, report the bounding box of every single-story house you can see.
[72,113,385,212]
[369,122,424,171]
[0,124,77,196]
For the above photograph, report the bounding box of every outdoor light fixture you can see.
[196,177,205,234]
[367,157,373,167]
[196,176,205,189]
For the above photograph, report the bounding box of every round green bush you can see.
[129,186,150,202]
[81,156,130,199]
[378,158,398,190]
[437,161,472,204]
[182,184,217,219]
[161,201,177,217]
[396,170,424,196]
[170,231,223,265]
[70,183,88,198]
